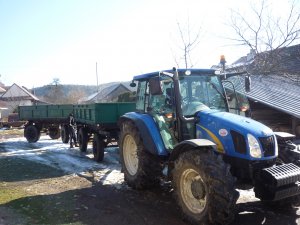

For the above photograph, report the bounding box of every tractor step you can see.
[254,163,300,201]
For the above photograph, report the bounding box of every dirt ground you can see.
[0,129,300,225]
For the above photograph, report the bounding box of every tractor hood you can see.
[196,110,276,159]
[197,110,273,137]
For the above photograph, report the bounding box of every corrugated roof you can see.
[228,75,300,119]
[227,44,300,75]
[223,44,300,119]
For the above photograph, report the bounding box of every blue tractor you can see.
[118,68,300,225]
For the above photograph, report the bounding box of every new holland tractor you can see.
[118,68,300,225]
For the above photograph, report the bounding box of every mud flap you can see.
[254,163,300,201]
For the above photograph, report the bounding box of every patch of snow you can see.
[0,136,124,188]
[237,189,258,203]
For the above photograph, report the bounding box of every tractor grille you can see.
[231,130,247,154]
[259,136,276,157]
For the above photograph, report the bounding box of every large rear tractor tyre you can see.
[24,125,41,143]
[49,127,61,139]
[119,120,162,189]
[78,127,88,152]
[93,134,105,162]
[61,125,70,144]
[172,150,238,225]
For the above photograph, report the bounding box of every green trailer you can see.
[19,102,136,161]
[19,104,74,143]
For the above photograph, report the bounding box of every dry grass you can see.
[0,128,24,139]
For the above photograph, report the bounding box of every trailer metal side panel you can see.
[74,103,136,125]
[19,104,74,121]
[19,103,136,126]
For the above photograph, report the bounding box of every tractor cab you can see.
[132,68,250,150]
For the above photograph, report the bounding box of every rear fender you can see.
[119,112,168,156]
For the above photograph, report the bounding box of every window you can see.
[136,81,147,112]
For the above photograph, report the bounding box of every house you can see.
[227,74,300,137]
[0,87,7,121]
[0,83,42,118]
[0,100,8,122]
[222,44,300,138]
[79,83,134,104]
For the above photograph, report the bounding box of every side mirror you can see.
[245,75,251,92]
[149,76,163,95]
[130,81,136,87]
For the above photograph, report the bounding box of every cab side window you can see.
[136,81,148,112]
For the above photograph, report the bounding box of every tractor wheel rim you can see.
[123,134,138,176]
[180,168,207,214]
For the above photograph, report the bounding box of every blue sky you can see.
[0,0,296,88]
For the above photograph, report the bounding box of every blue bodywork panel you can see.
[196,110,277,160]
[120,112,168,156]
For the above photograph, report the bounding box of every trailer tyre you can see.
[172,150,238,225]
[78,127,88,152]
[24,125,41,143]
[93,134,105,162]
[119,120,162,189]
[61,125,70,143]
[49,127,61,140]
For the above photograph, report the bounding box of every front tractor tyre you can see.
[119,121,162,189]
[24,125,41,143]
[172,150,239,225]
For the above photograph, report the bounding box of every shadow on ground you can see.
[2,180,299,225]
[0,157,66,182]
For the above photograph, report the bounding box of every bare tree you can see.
[172,17,203,69]
[52,78,60,86]
[43,84,65,104]
[228,0,300,79]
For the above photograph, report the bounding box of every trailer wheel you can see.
[119,120,162,189]
[49,127,61,139]
[78,127,88,152]
[172,150,238,225]
[93,134,105,162]
[24,125,41,143]
[61,125,70,143]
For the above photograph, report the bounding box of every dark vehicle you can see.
[0,113,25,128]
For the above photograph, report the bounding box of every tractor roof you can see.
[133,68,217,81]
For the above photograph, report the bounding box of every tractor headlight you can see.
[247,134,262,158]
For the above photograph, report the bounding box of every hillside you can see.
[31,81,133,103]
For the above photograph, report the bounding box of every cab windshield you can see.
[179,75,227,116]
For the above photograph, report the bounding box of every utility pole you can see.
[96,62,99,92]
